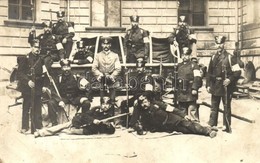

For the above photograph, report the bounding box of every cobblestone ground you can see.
[0,87,260,163]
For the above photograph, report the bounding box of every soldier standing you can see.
[176,47,202,122]
[168,16,197,60]
[52,11,75,59]
[124,15,150,63]
[17,40,50,134]
[47,59,92,125]
[92,36,121,107]
[28,21,63,72]
[206,36,241,133]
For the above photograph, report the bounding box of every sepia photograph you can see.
[0,0,260,162]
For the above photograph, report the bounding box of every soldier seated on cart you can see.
[72,39,94,65]
[92,36,121,113]
[129,91,217,138]
[47,59,92,125]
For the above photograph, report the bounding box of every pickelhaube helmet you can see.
[42,21,52,28]
[130,15,140,22]
[77,40,84,48]
[101,96,112,105]
[179,15,186,22]
[100,36,112,44]
[56,11,65,18]
[182,47,192,55]
[60,58,71,67]
[32,39,40,48]
[215,36,226,44]
[136,57,146,68]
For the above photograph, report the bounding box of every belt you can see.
[215,77,222,80]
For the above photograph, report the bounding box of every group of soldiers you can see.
[15,10,243,138]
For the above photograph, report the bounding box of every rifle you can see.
[30,67,36,134]
[198,101,255,124]
[173,64,178,106]
[223,65,232,133]
[43,65,69,122]
[100,113,130,123]
[125,68,130,128]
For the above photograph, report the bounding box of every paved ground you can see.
[1,87,260,163]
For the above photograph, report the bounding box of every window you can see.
[178,0,206,26]
[91,0,121,27]
[8,0,35,21]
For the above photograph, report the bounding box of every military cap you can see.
[42,21,52,28]
[101,96,112,105]
[76,40,84,48]
[215,36,226,44]
[60,58,71,67]
[136,57,146,68]
[56,11,65,18]
[182,47,192,55]
[100,36,112,44]
[32,39,40,48]
[130,15,139,22]
[179,15,186,22]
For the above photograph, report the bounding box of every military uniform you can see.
[72,106,115,135]
[92,36,121,105]
[48,60,92,125]
[52,11,75,59]
[72,40,94,64]
[28,21,63,72]
[130,99,216,137]
[120,65,155,126]
[124,15,149,63]
[206,36,241,132]
[17,47,49,133]
[168,16,196,58]
[176,49,202,121]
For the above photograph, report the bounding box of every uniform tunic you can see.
[124,27,149,63]
[17,53,49,131]
[206,50,241,128]
[168,26,196,57]
[52,21,75,58]
[72,107,115,135]
[130,101,211,136]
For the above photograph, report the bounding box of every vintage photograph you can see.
[0,0,260,162]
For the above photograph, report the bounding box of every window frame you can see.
[178,0,207,26]
[8,0,35,21]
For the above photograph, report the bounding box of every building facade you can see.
[0,0,259,79]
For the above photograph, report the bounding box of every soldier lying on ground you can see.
[129,91,217,138]
[34,97,115,138]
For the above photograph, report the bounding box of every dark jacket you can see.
[130,101,186,131]
[124,27,149,59]
[72,106,115,135]
[16,53,49,95]
[206,50,241,96]
[177,61,202,102]
[52,21,75,42]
